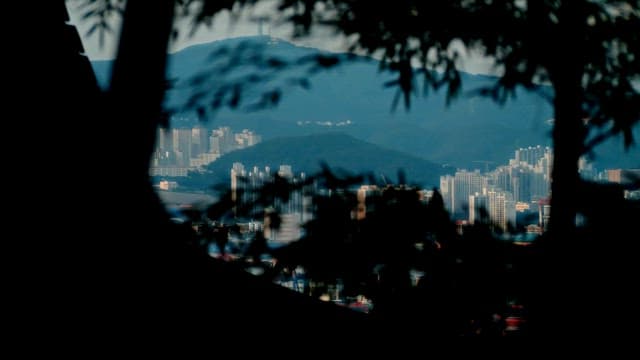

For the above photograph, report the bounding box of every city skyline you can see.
[177,143,637,236]
[151,125,262,177]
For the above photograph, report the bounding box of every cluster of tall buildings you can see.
[230,163,313,242]
[150,126,261,177]
[440,146,553,231]
[438,145,640,232]
[226,146,556,237]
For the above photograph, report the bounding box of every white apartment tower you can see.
[452,170,486,218]
[469,192,488,224]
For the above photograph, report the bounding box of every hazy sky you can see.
[66,0,495,74]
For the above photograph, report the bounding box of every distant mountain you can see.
[196,132,449,188]
[92,36,639,170]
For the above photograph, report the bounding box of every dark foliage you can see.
[54,0,640,340]
[183,167,640,336]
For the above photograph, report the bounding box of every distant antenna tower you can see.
[380,174,388,185]
[472,160,495,173]
[251,15,270,36]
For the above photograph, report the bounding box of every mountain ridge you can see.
[92,36,639,170]
[186,132,449,189]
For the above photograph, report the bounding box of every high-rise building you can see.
[209,127,236,155]
[511,166,535,203]
[157,127,173,152]
[515,145,549,167]
[235,129,262,149]
[231,162,246,216]
[191,126,209,156]
[209,135,221,154]
[530,171,548,201]
[439,175,454,214]
[505,199,517,231]
[452,170,485,219]
[278,165,293,178]
[487,190,515,231]
[490,166,511,193]
[538,198,551,232]
[172,128,192,167]
[469,192,488,224]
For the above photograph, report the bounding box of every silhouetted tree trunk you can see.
[79,0,367,337]
[108,0,174,218]
[547,2,586,245]
[535,1,588,337]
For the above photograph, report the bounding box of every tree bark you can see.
[546,1,587,246]
[108,0,175,206]
[549,70,584,242]
[533,0,588,337]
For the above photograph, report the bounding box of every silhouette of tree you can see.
[266,0,640,242]
[74,1,640,229]
[253,0,640,336]
[61,0,640,338]
[77,1,640,238]
[54,0,369,341]
[198,166,537,336]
